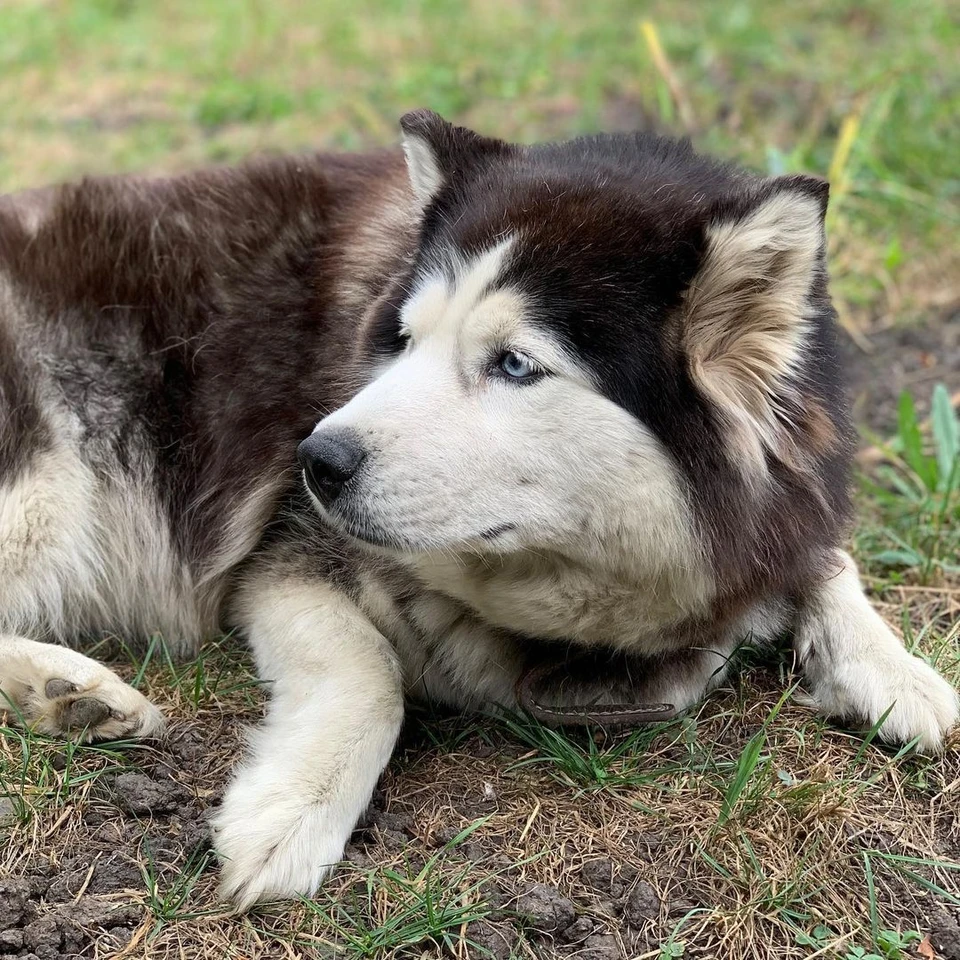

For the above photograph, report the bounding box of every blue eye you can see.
[499,351,540,380]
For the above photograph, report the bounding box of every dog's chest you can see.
[401,554,707,655]
[352,564,523,705]
[352,553,712,711]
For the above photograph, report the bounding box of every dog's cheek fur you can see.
[446,387,718,642]
[520,382,715,593]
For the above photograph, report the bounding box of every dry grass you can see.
[3,575,959,959]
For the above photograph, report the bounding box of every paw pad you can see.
[59,697,114,731]
[44,678,77,699]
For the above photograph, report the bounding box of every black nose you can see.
[298,431,366,506]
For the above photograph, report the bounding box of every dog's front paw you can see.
[211,774,349,909]
[28,674,165,742]
[806,652,959,753]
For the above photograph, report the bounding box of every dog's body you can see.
[1,112,957,906]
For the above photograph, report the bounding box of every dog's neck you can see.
[403,547,714,655]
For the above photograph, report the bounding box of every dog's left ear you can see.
[399,109,511,206]
[681,175,830,467]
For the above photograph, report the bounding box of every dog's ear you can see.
[399,109,511,206]
[681,175,830,469]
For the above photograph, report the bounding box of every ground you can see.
[1,1,959,958]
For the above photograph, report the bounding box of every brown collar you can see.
[515,661,676,727]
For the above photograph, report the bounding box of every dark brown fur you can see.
[0,152,414,586]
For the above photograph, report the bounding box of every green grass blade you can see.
[718,730,766,826]
[931,383,960,492]
[716,685,796,826]
[897,390,937,492]
[852,703,895,764]
[897,390,923,475]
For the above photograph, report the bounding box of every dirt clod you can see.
[623,881,661,927]
[581,858,623,898]
[930,907,960,960]
[580,933,622,959]
[107,926,136,951]
[0,880,30,929]
[111,771,182,814]
[470,919,520,959]
[21,918,60,955]
[564,916,595,942]
[516,882,577,934]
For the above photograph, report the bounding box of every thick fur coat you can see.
[1,112,956,906]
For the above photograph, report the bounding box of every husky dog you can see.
[1,110,956,906]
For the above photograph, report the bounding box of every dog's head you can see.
[300,111,850,604]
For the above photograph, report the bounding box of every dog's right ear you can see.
[399,109,511,206]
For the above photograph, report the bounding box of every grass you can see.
[294,820,499,957]
[1,613,958,957]
[140,845,221,931]
[0,0,957,321]
[500,712,684,794]
[1,1,958,958]
[857,384,960,584]
[0,709,147,827]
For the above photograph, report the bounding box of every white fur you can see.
[212,575,404,908]
[401,132,445,206]
[0,449,201,647]
[313,240,716,649]
[636,598,793,711]
[794,550,959,752]
[0,443,103,638]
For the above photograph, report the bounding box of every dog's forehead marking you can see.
[403,236,518,342]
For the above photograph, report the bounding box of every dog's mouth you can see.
[309,492,520,556]
[312,500,414,552]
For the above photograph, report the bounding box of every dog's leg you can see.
[794,549,959,752]
[0,634,165,741]
[212,573,404,908]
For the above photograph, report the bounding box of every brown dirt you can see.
[844,309,960,435]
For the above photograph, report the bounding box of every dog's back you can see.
[0,152,413,647]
